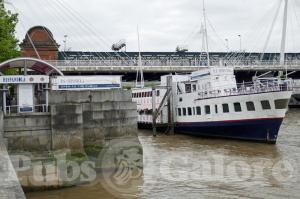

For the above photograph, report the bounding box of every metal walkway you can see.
[47,60,300,73]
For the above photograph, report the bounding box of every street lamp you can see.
[63,35,68,52]
[238,34,242,52]
[225,38,229,52]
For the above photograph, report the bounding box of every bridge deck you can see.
[55,65,300,73]
[45,60,300,73]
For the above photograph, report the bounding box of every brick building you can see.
[20,26,59,60]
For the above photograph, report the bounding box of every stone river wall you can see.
[2,89,138,152]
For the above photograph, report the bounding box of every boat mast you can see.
[202,0,210,67]
[280,0,288,75]
[135,25,144,88]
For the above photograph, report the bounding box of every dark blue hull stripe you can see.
[175,118,284,143]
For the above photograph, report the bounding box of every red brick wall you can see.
[20,26,59,60]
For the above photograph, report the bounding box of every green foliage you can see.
[0,4,20,63]
[3,67,17,75]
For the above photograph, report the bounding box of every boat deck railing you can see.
[196,82,293,100]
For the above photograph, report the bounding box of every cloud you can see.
[6,0,300,52]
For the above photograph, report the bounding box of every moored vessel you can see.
[132,67,292,143]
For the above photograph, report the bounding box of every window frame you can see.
[196,106,201,115]
[183,108,187,116]
[246,101,255,111]
[222,104,230,113]
[178,108,182,116]
[261,100,271,110]
[188,107,192,116]
[233,102,242,112]
[205,105,211,115]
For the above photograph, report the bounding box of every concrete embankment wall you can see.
[1,89,139,191]
[2,89,137,152]
[4,113,52,151]
[0,111,26,199]
[50,90,137,152]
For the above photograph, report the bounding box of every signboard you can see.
[17,84,34,113]
[0,75,49,84]
[51,76,122,91]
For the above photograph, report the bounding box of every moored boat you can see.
[132,67,292,143]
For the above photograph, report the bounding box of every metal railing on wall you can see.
[5,104,49,115]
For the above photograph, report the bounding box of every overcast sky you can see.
[5,0,300,52]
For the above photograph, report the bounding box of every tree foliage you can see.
[0,4,20,63]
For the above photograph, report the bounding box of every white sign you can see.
[51,76,122,91]
[0,75,49,84]
[18,84,34,113]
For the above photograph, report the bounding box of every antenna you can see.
[280,0,288,77]
[135,25,144,88]
[202,0,210,67]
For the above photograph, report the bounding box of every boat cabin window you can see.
[275,99,289,109]
[183,108,187,116]
[205,105,211,114]
[215,105,218,114]
[261,100,271,110]
[196,107,201,115]
[234,103,242,112]
[222,104,230,113]
[156,90,160,97]
[192,84,197,92]
[185,84,192,93]
[178,108,182,116]
[188,107,192,116]
[246,101,255,111]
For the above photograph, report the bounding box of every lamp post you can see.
[225,38,229,52]
[238,34,242,52]
[63,35,68,51]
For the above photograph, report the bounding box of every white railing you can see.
[196,82,293,100]
[46,59,300,68]
[5,104,49,115]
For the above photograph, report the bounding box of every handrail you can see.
[5,104,49,115]
[46,60,300,68]
[195,82,292,100]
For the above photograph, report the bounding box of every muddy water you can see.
[26,110,300,199]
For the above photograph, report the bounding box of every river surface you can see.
[26,109,300,199]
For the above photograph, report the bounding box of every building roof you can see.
[0,57,64,76]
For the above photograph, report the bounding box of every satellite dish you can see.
[112,39,126,51]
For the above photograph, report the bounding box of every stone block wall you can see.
[51,104,84,152]
[49,89,137,150]
[3,113,51,151]
[2,89,137,153]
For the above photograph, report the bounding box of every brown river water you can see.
[26,109,300,199]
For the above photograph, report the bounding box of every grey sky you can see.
[6,0,300,52]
